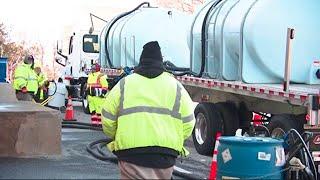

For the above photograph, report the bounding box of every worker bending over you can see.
[101,41,195,179]
[34,63,49,103]
[13,55,38,101]
[87,63,108,125]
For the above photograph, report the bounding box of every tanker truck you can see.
[97,0,320,168]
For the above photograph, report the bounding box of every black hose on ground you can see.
[172,170,201,180]
[62,124,102,131]
[62,123,208,179]
[61,123,317,179]
[86,138,202,179]
[62,121,98,127]
[98,143,109,156]
[86,138,118,164]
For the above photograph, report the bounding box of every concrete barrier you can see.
[0,83,18,103]
[0,83,61,157]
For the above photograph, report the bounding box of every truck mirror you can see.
[56,41,63,53]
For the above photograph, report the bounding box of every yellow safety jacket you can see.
[13,63,38,93]
[27,69,38,93]
[87,72,108,96]
[37,72,48,100]
[37,73,47,87]
[101,72,195,156]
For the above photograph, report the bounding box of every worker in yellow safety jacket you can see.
[101,41,196,179]
[87,63,108,125]
[34,62,49,103]
[13,55,38,101]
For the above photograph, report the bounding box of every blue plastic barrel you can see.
[0,57,7,82]
[217,136,285,179]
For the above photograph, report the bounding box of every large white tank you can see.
[100,6,191,69]
[191,0,320,84]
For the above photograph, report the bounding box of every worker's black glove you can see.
[44,81,50,87]
[100,89,108,97]
[89,87,96,96]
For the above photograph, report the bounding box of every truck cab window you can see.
[83,34,99,53]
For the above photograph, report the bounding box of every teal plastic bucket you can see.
[217,136,285,179]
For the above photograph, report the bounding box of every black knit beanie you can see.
[140,41,163,62]
[134,41,164,78]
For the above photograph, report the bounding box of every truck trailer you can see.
[55,0,320,177]
[98,0,320,153]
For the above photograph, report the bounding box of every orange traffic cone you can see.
[209,132,222,180]
[63,96,76,121]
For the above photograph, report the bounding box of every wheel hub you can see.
[83,97,88,108]
[195,113,207,145]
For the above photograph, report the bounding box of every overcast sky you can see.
[0,0,159,64]
[0,0,156,44]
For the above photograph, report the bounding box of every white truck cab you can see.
[55,30,100,110]
[64,31,100,79]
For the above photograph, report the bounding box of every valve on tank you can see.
[168,11,172,18]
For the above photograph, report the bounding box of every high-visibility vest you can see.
[13,63,30,90]
[37,73,47,87]
[27,69,38,93]
[101,72,195,155]
[37,73,48,100]
[13,63,38,93]
[87,72,108,96]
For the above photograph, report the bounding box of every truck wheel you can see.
[215,102,240,135]
[192,103,223,156]
[268,114,304,138]
[82,83,90,114]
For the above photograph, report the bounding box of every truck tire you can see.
[267,114,304,138]
[215,102,240,136]
[192,103,223,156]
[82,83,90,114]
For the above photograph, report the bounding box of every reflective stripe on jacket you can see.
[27,69,38,93]
[101,72,195,156]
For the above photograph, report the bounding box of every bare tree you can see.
[0,23,8,56]
[155,0,205,13]
[28,43,44,65]
[0,23,45,81]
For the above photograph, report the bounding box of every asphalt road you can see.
[0,103,212,179]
